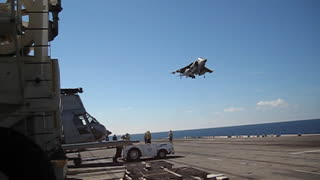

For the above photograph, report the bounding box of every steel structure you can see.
[0,0,66,179]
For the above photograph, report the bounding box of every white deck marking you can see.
[290,149,320,155]
[208,157,222,161]
[294,169,320,176]
[239,162,257,166]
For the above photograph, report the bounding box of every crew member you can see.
[112,134,117,141]
[122,133,130,141]
[144,131,151,144]
[168,130,173,143]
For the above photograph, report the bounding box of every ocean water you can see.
[126,119,320,141]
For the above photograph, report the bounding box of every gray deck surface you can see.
[66,135,320,180]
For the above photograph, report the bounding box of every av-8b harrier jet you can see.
[172,57,214,79]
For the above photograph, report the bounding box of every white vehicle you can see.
[123,143,175,161]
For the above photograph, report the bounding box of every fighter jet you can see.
[172,57,214,79]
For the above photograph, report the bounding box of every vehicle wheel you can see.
[0,127,56,180]
[157,150,167,159]
[73,158,82,166]
[127,148,141,161]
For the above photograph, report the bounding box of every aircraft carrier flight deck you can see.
[66,134,320,180]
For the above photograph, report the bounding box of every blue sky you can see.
[51,0,320,134]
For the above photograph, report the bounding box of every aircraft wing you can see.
[172,62,193,74]
[199,67,214,75]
